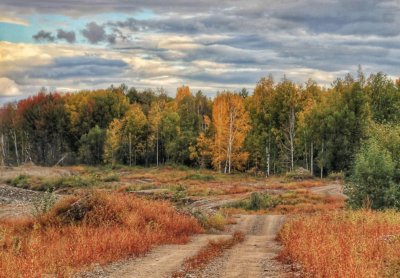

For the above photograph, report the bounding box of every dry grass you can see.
[267,179,326,190]
[278,210,400,277]
[0,191,202,277]
[172,231,245,277]
[270,189,345,214]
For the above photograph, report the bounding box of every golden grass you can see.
[270,189,345,214]
[278,210,400,277]
[0,192,202,277]
[172,231,245,278]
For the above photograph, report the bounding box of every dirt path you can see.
[198,215,288,278]
[103,235,230,278]
[309,182,346,198]
[97,215,288,278]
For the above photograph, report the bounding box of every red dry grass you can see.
[0,192,203,277]
[172,231,245,278]
[278,210,400,277]
[270,189,345,214]
[268,179,326,190]
[223,184,252,195]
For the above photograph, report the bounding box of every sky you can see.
[1,0,400,103]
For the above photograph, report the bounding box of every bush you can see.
[227,192,278,211]
[346,139,400,209]
[191,210,227,231]
[327,171,345,181]
[8,174,29,188]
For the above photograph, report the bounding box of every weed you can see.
[31,190,57,217]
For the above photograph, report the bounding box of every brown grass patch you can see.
[278,210,400,277]
[0,191,202,277]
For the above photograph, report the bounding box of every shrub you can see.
[327,171,345,181]
[8,174,29,188]
[346,139,400,209]
[227,192,277,211]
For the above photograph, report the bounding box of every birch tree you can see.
[212,92,250,173]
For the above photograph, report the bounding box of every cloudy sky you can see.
[1,0,400,102]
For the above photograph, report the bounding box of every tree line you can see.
[1,70,400,181]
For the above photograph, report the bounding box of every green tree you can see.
[78,125,105,165]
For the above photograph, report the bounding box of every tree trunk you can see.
[129,132,132,167]
[227,109,234,174]
[0,133,5,166]
[310,141,314,176]
[13,130,19,166]
[156,128,159,167]
[266,136,270,177]
[320,141,324,179]
[288,107,295,171]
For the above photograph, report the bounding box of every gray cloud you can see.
[57,29,76,43]
[28,56,128,79]
[81,22,116,44]
[32,30,55,42]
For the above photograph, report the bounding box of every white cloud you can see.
[0,14,29,26]
[0,77,21,96]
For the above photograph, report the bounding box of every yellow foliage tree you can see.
[175,86,192,105]
[212,92,250,173]
[104,119,122,165]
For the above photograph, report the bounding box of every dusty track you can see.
[199,215,288,278]
[309,182,346,198]
[98,215,288,278]
[103,235,230,278]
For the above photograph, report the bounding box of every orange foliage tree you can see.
[212,92,250,173]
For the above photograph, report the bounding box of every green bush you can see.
[9,174,30,188]
[327,171,345,180]
[346,139,399,209]
[227,192,279,211]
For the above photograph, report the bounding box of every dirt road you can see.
[98,214,288,278]
[198,215,288,278]
[106,234,230,278]
[309,182,346,198]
